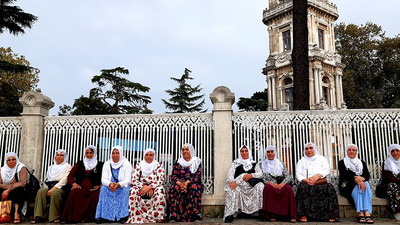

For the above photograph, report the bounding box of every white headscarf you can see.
[177,143,202,174]
[1,152,25,184]
[343,144,363,175]
[298,142,329,178]
[384,144,400,176]
[83,145,98,170]
[110,145,127,169]
[47,149,70,181]
[262,145,284,176]
[233,145,256,171]
[139,148,158,177]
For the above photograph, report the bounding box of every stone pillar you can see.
[314,68,320,104]
[206,86,235,205]
[19,91,54,178]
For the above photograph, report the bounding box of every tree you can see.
[0,0,38,35]
[162,68,206,113]
[237,89,268,112]
[292,0,309,110]
[0,47,39,116]
[335,22,400,108]
[58,67,152,115]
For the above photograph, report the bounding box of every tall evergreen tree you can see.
[58,67,152,115]
[0,0,38,35]
[162,68,206,113]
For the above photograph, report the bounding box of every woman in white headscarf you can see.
[295,142,338,222]
[168,143,203,222]
[0,152,28,223]
[61,145,104,223]
[380,144,400,221]
[260,146,297,222]
[338,144,373,223]
[126,148,167,223]
[32,149,72,223]
[95,145,132,223]
[223,145,264,223]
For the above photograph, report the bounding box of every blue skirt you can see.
[95,185,130,221]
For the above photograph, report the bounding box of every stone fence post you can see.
[205,86,235,205]
[19,91,54,178]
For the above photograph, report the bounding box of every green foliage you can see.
[237,89,268,112]
[0,47,39,116]
[162,68,206,113]
[58,67,152,115]
[0,0,38,35]
[335,22,400,108]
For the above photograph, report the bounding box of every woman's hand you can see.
[229,181,237,190]
[2,189,10,198]
[306,174,322,186]
[242,174,252,182]
[267,182,278,189]
[109,182,120,192]
[354,176,365,184]
[139,185,154,197]
[71,183,81,190]
[90,185,102,191]
[358,181,366,191]
[47,187,57,196]
[277,182,286,189]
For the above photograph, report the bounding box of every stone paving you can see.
[6,217,399,225]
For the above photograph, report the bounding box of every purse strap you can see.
[109,164,119,182]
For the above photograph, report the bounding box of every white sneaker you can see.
[394,212,400,221]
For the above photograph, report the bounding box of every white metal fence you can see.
[0,118,22,166]
[233,109,400,189]
[42,113,214,193]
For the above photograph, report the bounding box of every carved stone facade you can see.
[262,0,345,110]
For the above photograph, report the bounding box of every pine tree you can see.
[162,68,207,113]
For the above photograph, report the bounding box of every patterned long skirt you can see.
[168,183,202,222]
[296,183,339,221]
[126,186,167,223]
[387,182,400,213]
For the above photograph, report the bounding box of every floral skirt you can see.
[296,182,339,221]
[387,182,400,213]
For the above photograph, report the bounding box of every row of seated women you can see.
[223,143,400,223]
[0,143,203,224]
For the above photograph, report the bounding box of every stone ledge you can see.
[337,194,387,206]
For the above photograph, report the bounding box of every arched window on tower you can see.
[322,76,330,107]
[283,77,293,110]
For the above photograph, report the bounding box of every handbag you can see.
[45,181,59,190]
[247,178,264,187]
[314,178,327,185]
[14,166,40,202]
[0,198,11,223]
[25,168,40,202]
[375,178,388,198]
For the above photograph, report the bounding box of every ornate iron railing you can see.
[42,113,214,194]
[0,118,22,166]
[233,109,400,190]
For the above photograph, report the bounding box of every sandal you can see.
[365,216,374,224]
[357,216,366,223]
[300,216,307,222]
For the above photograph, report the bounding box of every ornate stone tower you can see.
[262,0,345,110]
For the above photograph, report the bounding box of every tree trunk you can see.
[292,0,310,110]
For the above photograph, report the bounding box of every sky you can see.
[2,0,399,116]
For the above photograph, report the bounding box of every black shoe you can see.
[224,216,234,223]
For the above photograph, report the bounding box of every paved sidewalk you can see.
[7,217,399,225]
